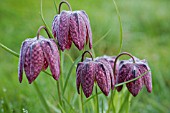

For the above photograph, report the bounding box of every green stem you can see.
[83,91,102,105]
[0,43,19,57]
[126,94,131,113]
[57,80,63,112]
[95,85,99,113]
[59,50,64,93]
[113,0,123,54]
[63,55,81,95]
[80,88,84,113]
[40,0,54,38]
[111,90,116,113]
[33,82,51,113]
[52,0,58,14]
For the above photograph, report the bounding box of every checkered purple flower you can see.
[116,56,152,96]
[18,27,60,84]
[76,51,114,98]
[52,1,92,51]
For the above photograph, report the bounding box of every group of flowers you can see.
[18,1,152,97]
[76,51,152,97]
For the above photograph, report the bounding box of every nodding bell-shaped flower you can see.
[114,52,152,97]
[76,51,114,98]
[52,1,92,51]
[18,26,60,84]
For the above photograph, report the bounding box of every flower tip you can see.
[131,92,138,97]
[28,80,33,84]
[116,86,123,92]
[19,78,22,83]
[85,93,91,98]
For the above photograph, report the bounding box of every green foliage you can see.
[0,0,170,113]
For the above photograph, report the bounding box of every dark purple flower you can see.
[18,36,60,84]
[52,10,92,51]
[76,52,114,98]
[116,57,152,96]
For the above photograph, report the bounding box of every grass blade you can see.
[63,55,81,95]
[112,0,123,54]
[83,91,102,105]
[93,28,111,48]
[0,42,19,57]
[40,0,54,38]
[33,82,51,113]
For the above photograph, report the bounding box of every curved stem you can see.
[81,50,93,62]
[37,26,51,39]
[113,52,135,78]
[58,1,72,14]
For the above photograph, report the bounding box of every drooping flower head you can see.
[76,51,114,98]
[114,52,152,96]
[18,26,60,84]
[52,1,92,51]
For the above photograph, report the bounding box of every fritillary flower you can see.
[76,51,114,98]
[113,52,152,96]
[52,1,92,51]
[18,26,60,84]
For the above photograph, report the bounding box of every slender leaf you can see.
[62,96,78,113]
[83,91,102,105]
[93,28,111,48]
[0,42,19,57]
[63,55,81,95]
[40,0,54,38]
[112,0,123,54]
[33,82,51,113]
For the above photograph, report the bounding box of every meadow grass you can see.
[0,0,170,113]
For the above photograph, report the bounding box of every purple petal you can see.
[18,41,27,83]
[42,58,48,70]
[52,15,60,38]
[126,66,143,97]
[70,12,86,50]
[81,62,95,98]
[24,45,32,83]
[116,63,131,92]
[79,11,92,49]
[76,62,84,94]
[58,11,72,51]
[95,63,111,96]
[139,63,152,93]
[95,57,114,90]
[19,39,36,83]
[41,40,60,80]
[28,42,44,84]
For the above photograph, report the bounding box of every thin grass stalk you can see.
[126,95,130,113]
[95,85,99,113]
[59,50,64,93]
[112,0,123,54]
[33,82,51,113]
[111,90,116,113]
[81,88,84,113]
[40,0,54,38]
[57,81,62,106]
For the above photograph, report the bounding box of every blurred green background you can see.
[0,0,170,113]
